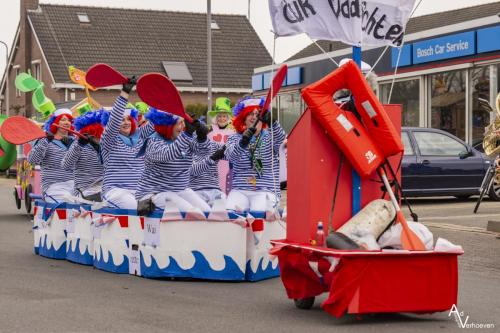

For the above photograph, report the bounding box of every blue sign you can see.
[263,72,271,89]
[285,67,303,86]
[391,44,412,67]
[412,31,475,64]
[252,67,303,91]
[251,74,263,91]
[477,25,500,54]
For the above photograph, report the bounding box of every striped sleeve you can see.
[225,134,245,163]
[61,141,82,171]
[146,132,192,163]
[191,156,216,177]
[27,138,49,165]
[100,95,127,153]
[139,121,155,140]
[271,122,286,153]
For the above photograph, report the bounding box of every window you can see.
[471,66,490,144]
[14,67,20,97]
[278,92,303,133]
[211,20,219,30]
[380,79,420,127]
[32,62,41,81]
[162,61,193,82]
[77,13,90,23]
[429,70,466,140]
[414,131,466,156]
[402,132,414,155]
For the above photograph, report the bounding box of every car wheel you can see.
[25,184,33,214]
[293,297,315,310]
[488,176,500,201]
[454,195,471,200]
[14,189,21,210]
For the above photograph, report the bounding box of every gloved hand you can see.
[78,134,90,146]
[259,112,273,127]
[196,122,209,142]
[122,75,137,94]
[239,127,256,148]
[185,119,200,136]
[210,146,226,162]
[46,132,54,142]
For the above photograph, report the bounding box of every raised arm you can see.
[27,138,50,165]
[224,134,246,163]
[100,93,128,152]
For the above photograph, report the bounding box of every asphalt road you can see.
[0,177,499,333]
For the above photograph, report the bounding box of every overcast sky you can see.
[1,0,499,76]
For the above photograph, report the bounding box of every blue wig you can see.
[101,108,138,126]
[145,107,179,126]
[43,114,57,132]
[74,109,108,131]
[232,96,265,117]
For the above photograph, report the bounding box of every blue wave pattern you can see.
[140,250,245,281]
[37,234,66,259]
[245,258,280,281]
[66,238,93,266]
[93,246,129,274]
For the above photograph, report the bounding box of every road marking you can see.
[419,213,500,221]
[423,222,498,235]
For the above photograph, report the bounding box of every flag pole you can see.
[352,46,362,215]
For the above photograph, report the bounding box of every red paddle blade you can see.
[86,63,128,88]
[0,116,45,145]
[136,73,192,122]
[261,64,288,115]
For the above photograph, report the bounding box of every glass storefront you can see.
[471,66,490,144]
[429,70,466,140]
[278,92,304,133]
[380,79,420,127]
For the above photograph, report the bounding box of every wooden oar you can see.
[136,73,193,122]
[0,116,45,145]
[378,167,426,251]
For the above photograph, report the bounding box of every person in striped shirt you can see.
[100,80,154,209]
[224,96,286,215]
[27,109,75,203]
[62,109,107,201]
[135,108,210,212]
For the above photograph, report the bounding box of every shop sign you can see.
[412,31,475,64]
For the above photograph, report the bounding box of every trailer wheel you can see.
[293,297,315,310]
[14,189,21,209]
[25,184,33,214]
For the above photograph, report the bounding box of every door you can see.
[412,130,485,193]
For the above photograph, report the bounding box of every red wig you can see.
[128,116,137,135]
[49,114,74,134]
[154,124,175,140]
[80,123,105,139]
[232,106,268,134]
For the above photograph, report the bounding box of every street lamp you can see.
[0,41,9,117]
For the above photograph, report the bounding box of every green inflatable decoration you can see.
[0,115,17,171]
[15,71,56,119]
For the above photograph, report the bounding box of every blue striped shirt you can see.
[61,141,104,195]
[190,140,223,191]
[225,122,285,192]
[27,138,74,193]
[135,132,205,199]
[100,96,154,195]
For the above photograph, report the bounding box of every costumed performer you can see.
[135,108,211,214]
[224,96,286,216]
[61,109,107,201]
[27,109,75,203]
[100,79,154,209]
[207,97,235,194]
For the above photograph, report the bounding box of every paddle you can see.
[0,116,46,145]
[377,167,426,251]
[85,63,129,88]
[52,123,84,138]
[136,73,193,122]
[260,64,288,117]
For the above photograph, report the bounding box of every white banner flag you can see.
[268,0,416,47]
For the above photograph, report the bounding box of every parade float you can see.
[266,0,463,317]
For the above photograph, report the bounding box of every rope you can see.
[364,45,389,78]
[388,0,424,103]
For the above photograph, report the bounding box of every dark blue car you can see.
[402,127,499,200]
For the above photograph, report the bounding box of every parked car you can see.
[401,127,499,200]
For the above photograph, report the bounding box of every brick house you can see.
[0,0,272,118]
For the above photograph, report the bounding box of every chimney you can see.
[19,0,39,117]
